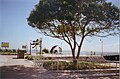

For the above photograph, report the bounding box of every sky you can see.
[0,0,119,53]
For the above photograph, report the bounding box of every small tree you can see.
[27,0,119,64]
[42,48,49,53]
[12,49,17,53]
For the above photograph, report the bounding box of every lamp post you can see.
[30,40,32,55]
[39,38,42,55]
[61,42,62,53]
[100,39,103,56]
[26,43,28,53]
[118,30,120,60]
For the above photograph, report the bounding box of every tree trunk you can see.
[71,48,78,69]
[76,37,85,59]
[73,58,78,69]
[76,46,81,59]
[72,49,75,59]
[74,37,85,69]
[71,46,77,69]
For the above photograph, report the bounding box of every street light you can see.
[30,40,32,55]
[100,39,103,56]
[118,10,120,72]
[39,38,42,55]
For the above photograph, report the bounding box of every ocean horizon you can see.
[28,50,119,56]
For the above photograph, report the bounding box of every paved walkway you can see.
[0,55,8,66]
[0,55,34,67]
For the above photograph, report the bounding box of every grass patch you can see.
[25,55,54,60]
[25,55,34,60]
[0,52,30,55]
[0,52,17,55]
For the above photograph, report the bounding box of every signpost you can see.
[1,42,9,48]
[39,38,42,55]
[1,42,9,53]
[100,39,103,56]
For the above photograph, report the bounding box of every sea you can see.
[27,50,119,56]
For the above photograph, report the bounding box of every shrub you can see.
[12,49,17,52]
[43,61,57,70]
[43,61,70,70]
[0,52,17,55]
[59,61,69,70]
[43,61,114,70]
[42,48,49,53]
[34,56,45,60]
[25,55,53,60]
[25,55,33,60]
[17,49,26,53]
[66,62,75,70]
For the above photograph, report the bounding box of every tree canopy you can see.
[27,0,119,59]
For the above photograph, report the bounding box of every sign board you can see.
[1,42,9,48]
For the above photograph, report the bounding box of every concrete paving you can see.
[0,55,8,66]
[0,55,34,67]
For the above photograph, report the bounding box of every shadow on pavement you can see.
[0,65,119,79]
[1,65,40,79]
